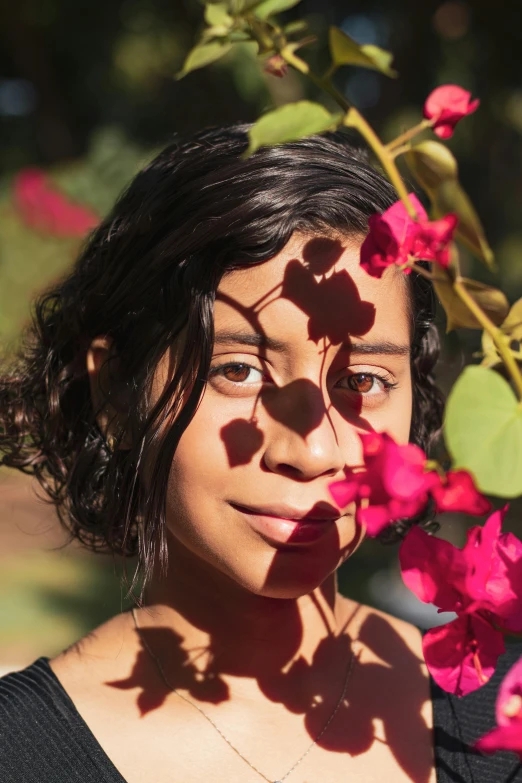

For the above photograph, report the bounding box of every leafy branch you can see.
[179,0,522,498]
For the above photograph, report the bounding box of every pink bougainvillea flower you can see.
[360,194,457,278]
[400,506,522,696]
[400,526,504,695]
[411,213,458,268]
[14,169,99,238]
[360,194,426,278]
[330,432,439,537]
[329,432,489,538]
[475,656,522,757]
[432,470,492,516]
[423,84,480,139]
[463,506,522,631]
[402,506,522,626]
[399,524,468,610]
[423,614,505,696]
[263,54,288,78]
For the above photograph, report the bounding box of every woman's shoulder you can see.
[48,610,137,697]
[348,601,522,780]
[338,595,425,658]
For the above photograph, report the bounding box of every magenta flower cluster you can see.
[14,169,99,238]
[359,85,480,278]
[360,193,458,278]
[400,507,522,696]
[329,432,490,538]
[423,84,480,139]
[329,429,522,758]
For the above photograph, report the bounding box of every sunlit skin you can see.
[50,232,435,783]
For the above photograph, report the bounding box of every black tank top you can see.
[1,648,522,782]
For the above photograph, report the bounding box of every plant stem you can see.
[386,118,433,151]
[453,278,522,401]
[350,112,417,217]
[409,262,435,281]
[281,45,351,111]
[280,47,418,217]
[389,142,412,158]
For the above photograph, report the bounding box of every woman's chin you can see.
[223,561,339,601]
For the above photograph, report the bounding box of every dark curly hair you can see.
[0,125,444,593]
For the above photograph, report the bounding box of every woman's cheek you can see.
[174,391,260,479]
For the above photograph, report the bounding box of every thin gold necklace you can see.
[131,606,360,783]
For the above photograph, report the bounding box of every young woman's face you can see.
[155,233,413,598]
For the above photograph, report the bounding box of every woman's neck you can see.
[139,542,358,685]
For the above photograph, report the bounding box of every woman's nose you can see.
[260,379,358,480]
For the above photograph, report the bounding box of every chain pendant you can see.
[132,607,360,783]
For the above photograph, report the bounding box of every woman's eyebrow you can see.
[213,330,288,352]
[347,340,411,356]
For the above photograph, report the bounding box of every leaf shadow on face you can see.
[280,259,375,345]
[302,235,345,275]
[217,236,375,347]
[219,236,377,468]
[220,418,265,466]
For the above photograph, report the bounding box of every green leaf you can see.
[227,30,252,42]
[436,180,494,269]
[245,101,341,156]
[205,2,233,26]
[445,365,522,497]
[177,41,233,79]
[406,141,494,269]
[405,141,458,189]
[284,20,308,36]
[481,331,522,370]
[329,27,397,78]
[434,277,509,332]
[253,0,303,20]
[201,26,233,41]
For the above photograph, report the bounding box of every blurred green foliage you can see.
[0,128,151,344]
[0,546,133,660]
[1,0,522,345]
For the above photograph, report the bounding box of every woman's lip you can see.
[231,504,340,545]
[230,502,341,521]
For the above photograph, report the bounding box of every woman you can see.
[0,126,519,783]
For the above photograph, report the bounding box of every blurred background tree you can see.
[0,0,521,669]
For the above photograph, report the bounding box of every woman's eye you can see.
[347,373,375,393]
[210,362,265,385]
[339,372,395,396]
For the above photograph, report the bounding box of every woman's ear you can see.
[86,336,132,450]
